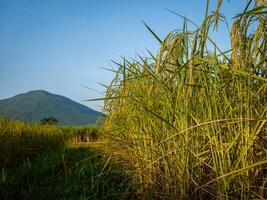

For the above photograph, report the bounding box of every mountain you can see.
[0,90,103,125]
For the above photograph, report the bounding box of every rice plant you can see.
[102,0,267,199]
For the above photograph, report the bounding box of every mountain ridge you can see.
[0,90,103,125]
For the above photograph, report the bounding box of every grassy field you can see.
[0,117,136,200]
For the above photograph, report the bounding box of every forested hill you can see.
[0,90,103,125]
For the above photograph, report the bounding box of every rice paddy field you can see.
[0,116,136,199]
[1,0,267,199]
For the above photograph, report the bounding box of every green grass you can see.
[0,117,136,200]
[0,147,136,200]
[0,117,101,168]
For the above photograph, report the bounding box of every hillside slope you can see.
[0,90,103,125]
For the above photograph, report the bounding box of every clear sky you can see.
[0,0,247,111]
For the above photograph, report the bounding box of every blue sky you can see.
[0,0,246,111]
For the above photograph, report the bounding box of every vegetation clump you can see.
[102,1,267,199]
[40,117,59,125]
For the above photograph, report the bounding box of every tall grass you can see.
[102,1,267,199]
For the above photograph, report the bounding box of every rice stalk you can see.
[102,0,267,199]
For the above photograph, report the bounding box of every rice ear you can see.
[231,21,240,69]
